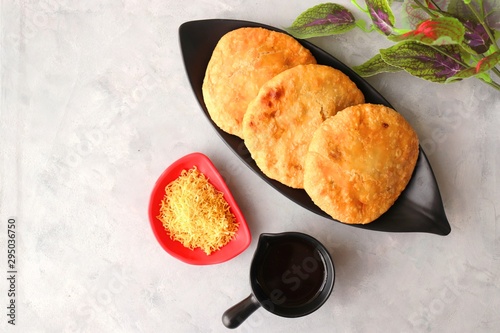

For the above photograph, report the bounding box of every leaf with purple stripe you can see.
[463,20,493,54]
[380,41,467,82]
[286,3,356,39]
[448,51,500,81]
[401,0,450,29]
[365,0,395,35]
[448,0,500,30]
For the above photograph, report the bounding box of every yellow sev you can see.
[157,166,239,255]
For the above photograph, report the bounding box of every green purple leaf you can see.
[463,20,493,54]
[380,41,467,82]
[389,17,465,45]
[448,0,500,30]
[486,3,500,30]
[286,3,356,39]
[401,0,454,29]
[401,0,432,29]
[448,0,476,20]
[448,51,500,81]
[365,0,396,35]
[352,53,402,76]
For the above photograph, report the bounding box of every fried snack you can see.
[242,64,365,188]
[202,27,316,138]
[158,167,238,255]
[304,104,419,224]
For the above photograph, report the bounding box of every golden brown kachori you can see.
[304,103,419,224]
[243,64,365,188]
[202,27,316,138]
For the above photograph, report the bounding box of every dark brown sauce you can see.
[256,239,327,308]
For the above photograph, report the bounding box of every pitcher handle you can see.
[222,294,261,329]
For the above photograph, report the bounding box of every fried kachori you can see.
[242,64,365,188]
[304,103,419,224]
[202,27,316,138]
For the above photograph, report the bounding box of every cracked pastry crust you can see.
[243,64,364,188]
[304,103,419,224]
[202,27,316,138]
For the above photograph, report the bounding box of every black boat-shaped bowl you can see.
[179,19,451,236]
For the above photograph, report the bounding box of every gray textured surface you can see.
[1,1,499,332]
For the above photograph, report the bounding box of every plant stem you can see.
[492,67,500,79]
[355,19,374,33]
[413,0,438,18]
[350,0,368,14]
[480,77,500,91]
[393,27,411,35]
[428,0,443,11]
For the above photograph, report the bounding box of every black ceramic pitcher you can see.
[222,232,335,328]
